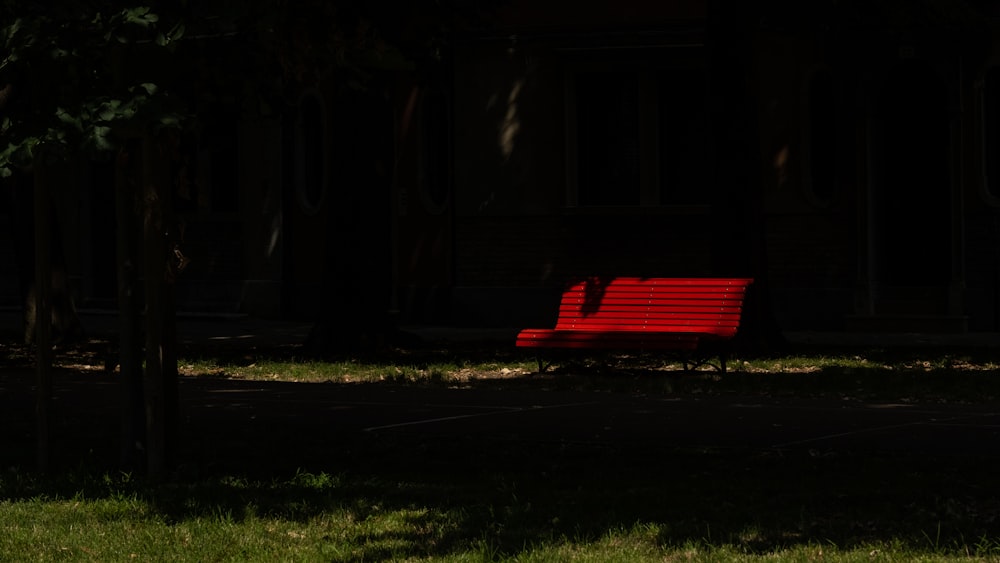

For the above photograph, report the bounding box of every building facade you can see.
[4,1,1000,337]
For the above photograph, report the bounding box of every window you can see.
[804,69,837,205]
[293,91,326,214]
[657,68,710,205]
[209,113,240,213]
[420,91,451,212]
[983,66,1000,203]
[177,108,239,214]
[575,72,641,206]
[568,66,710,207]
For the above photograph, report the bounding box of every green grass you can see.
[4,460,1000,562]
[177,356,532,384]
[173,346,1000,404]
[3,458,1000,562]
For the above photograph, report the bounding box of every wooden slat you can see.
[561,290,748,299]
[515,329,701,350]
[556,317,742,326]
[563,280,751,291]
[559,304,745,312]
[561,297,746,306]
[567,277,751,285]
[560,316,741,323]
[562,310,742,317]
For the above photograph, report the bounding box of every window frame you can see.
[801,66,840,208]
[292,89,328,216]
[979,64,1000,207]
[563,59,712,212]
[417,88,453,215]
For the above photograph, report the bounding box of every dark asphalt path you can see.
[177,379,1000,459]
[4,367,1000,474]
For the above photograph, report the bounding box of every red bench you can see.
[515,277,754,372]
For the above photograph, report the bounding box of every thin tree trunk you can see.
[33,157,52,473]
[141,133,175,480]
[116,143,144,470]
[161,262,178,468]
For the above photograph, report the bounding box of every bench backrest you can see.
[553,277,753,338]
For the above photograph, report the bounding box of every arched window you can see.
[982,66,1000,203]
[566,63,711,208]
[804,69,838,205]
[294,91,326,214]
[574,71,641,206]
[421,91,451,212]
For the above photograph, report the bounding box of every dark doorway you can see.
[872,60,950,302]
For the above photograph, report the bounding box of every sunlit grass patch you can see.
[737,354,876,373]
[180,358,369,382]
[165,346,1000,404]
[178,356,537,384]
[8,331,1000,403]
[736,351,1000,375]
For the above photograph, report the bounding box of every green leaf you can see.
[1,19,23,48]
[124,7,159,27]
[54,108,82,131]
[97,99,122,121]
[135,83,158,96]
[158,113,181,128]
[50,128,67,142]
[168,23,185,42]
[91,125,114,151]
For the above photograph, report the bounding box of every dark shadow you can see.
[578,275,614,317]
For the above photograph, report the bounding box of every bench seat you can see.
[515,277,753,372]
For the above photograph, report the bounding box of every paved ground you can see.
[4,358,1000,475]
[1,377,997,475]
[3,309,1000,474]
[176,378,1000,457]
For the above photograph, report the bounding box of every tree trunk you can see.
[33,157,52,473]
[141,133,178,479]
[116,141,145,470]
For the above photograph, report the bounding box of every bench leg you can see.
[682,350,728,373]
[533,356,553,374]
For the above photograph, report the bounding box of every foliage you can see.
[0,0,493,178]
[0,1,187,176]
